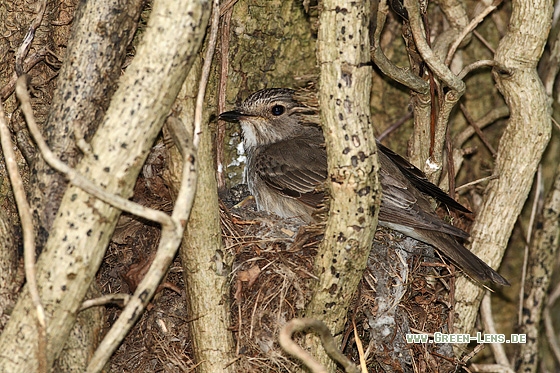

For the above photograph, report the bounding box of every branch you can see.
[85,0,215,370]
[371,0,429,94]
[457,60,512,80]
[0,91,47,373]
[172,1,237,371]
[480,293,512,369]
[453,106,510,148]
[193,0,220,149]
[517,167,541,324]
[86,145,197,373]
[216,1,235,191]
[79,294,131,312]
[305,0,377,370]
[403,0,465,93]
[516,161,560,372]
[27,0,144,253]
[16,77,174,229]
[403,0,466,181]
[445,0,502,66]
[454,0,553,336]
[0,0,212,371]
[279,318,360,373]
[14,0,47,76]
[544,283,560,367]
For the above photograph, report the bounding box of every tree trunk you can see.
[303,1,379,370]
[0,0,210,370]
[454,0,553,336]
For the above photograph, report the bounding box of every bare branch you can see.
[84,1,215,371]
[79,294,131,312]
[458,60,512,80]
[216,2,235,191]
[193,0,220,149]
[403,0,465,93]
[15,0,47,76]
[516,161,560,371]
[445,0,503,66]
[454,0,553,336]
[517,167,541,325]
[304,0,377,370]
[279,318,360,373]
[480,293,512,369]
[454,106,510,148]
[371,0,429,94]
[16,77,174,229]
[459,103,497,156]
[0,91,47,373]
[0,0,212,370]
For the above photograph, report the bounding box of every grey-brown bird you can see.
[219,88,509,286]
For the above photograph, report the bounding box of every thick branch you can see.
[0,0,211,371]
[171,3,236,370]
[304,0,378,371]
[454,0,553,335]
[516,162,560,372]
[28,0,143,251]
[371,0,429,94]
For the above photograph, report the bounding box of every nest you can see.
[98,152,467,372]
[225,200,459,372]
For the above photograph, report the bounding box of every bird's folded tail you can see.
[417,228,510,286]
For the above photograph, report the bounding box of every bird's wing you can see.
[378,150,469,239]
[255,136,327,208]
[377,147,509,286]
[376,141,471,213]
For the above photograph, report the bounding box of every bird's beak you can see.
[219,110,246,123]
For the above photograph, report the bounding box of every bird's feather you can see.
[220,88,508,286]
[255,132,327,208]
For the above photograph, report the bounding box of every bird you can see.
[219,88,509,286]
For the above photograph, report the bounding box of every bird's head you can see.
[219,88,318,149]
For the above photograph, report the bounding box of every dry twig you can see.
[216,0,236,191]
[79,294,132,312]
[403,0,465,93]
[15,0,47,76]
[480,293,512,370]
[371,0,429,94]
[445,0,503,66]
[0,88,47,373]
[518,166,542,325]
[279,318,360,373]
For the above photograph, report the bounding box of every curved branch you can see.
[279,318,360,373]
[0,0,212,371]
[445,0,502,66]
[454,0,553,336]
[403,0,465,94]
[371,0,429,94]
[16,77,174,229]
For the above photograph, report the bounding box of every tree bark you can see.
[166,57,236,372]
[304,0,379,370]
[0,0,210,370]
[454,0,553,335]
[516,162,560,372]
[28,0,143,251]
[0,208,20,331]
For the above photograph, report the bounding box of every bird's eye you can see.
[271,105,285,116]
